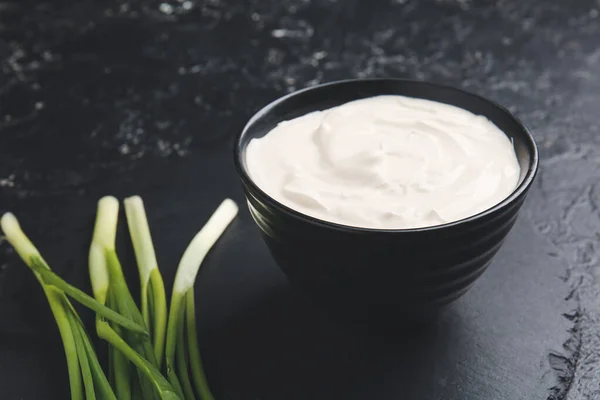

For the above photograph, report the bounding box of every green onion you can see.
[106,249,163,399]
[74,316,117,400]
[165,198,238,399]
[1,213,116,400]
[89,197,133,400]
[91,196,175,400]
[30,261,147,336]
[96,317,181,400]
[66,305,96,400]
[176,303,196,400]
[1,213,84,400]
[2,195,237,400]
[186,289,214,400]
[44,286,85,400]
[109,313,133,399]
[124,196,168,365]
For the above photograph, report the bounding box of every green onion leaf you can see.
[108,291,133,400]
[75,319,117,400]
[30,259,148,336]
[66,306,96,400]
[176,302,195,400]
[186,289,215,400]
[96,320,181,400]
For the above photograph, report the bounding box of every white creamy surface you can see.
[245,95,521,229]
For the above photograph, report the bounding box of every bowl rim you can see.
[234,78,539,234]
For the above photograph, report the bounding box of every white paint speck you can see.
[0,174,16,188]
[159,3,174,15]
[157,139,169,154]
[590,9,599,18]
[272,29,287,38]
[502,37,512,46]
[182,1,193,10]
[271,21,314,39]
[119,144,130,155]
[313,51,327,60]
[35,101,44,110]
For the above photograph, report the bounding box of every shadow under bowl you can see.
[234,78,539,322]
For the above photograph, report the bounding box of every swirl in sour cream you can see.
[246,95,520,229]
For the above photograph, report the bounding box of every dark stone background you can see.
[0,0,598,399]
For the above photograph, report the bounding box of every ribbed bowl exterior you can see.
[235,79,538,318]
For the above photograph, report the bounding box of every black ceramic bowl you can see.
[234,79,538,321]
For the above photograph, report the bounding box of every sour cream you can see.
[245,95,520,229]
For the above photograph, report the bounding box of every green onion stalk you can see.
[165,199,238,400]
[89,196,133,400]
[124,196,167,366]
[90,196,180,400]
[0,213,118,400]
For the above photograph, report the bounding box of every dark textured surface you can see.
[0,0,596,399]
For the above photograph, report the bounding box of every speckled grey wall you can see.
[1,0,600,399]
